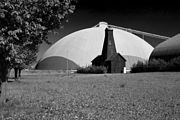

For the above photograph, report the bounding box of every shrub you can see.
[131,61,148,73]
[76,65,107,74]
[166,56,180,71]
[148,59,167,72]
[131,56,180,73]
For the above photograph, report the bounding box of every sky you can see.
[38,0,180,60]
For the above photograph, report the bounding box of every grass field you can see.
[0,71,180,120]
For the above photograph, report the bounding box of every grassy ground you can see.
[0,71,180,120]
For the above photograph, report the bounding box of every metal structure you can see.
[94,22,170,40]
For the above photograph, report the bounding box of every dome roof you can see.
[36,22,154,70]
[150,34,180,61]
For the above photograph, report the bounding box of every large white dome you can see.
[36,22,154,70]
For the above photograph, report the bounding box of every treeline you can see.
[131,56,180,73]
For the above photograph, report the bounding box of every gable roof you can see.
[106,53,126,61]
[91,55,104,63]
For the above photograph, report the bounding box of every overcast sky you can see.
[38,0,180,60]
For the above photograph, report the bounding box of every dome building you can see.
[149,34,180,61]
[35,22,154,71]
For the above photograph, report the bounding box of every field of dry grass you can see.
[0,71,180,120]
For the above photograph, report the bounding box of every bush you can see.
[131,61,148,73]
[131,56,180,73]
[166,56,180,71]
[148,59,167,72]
[77,65,107,74]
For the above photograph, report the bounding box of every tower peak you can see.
[99,22,108,28]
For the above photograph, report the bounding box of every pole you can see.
[66,50,69,76]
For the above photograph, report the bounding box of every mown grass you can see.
[0,71,180,119]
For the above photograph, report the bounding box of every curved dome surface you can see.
[150,34,180,61]
[36,23,154,70]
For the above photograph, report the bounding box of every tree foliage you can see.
[0,0,76,97]
[13,45,38,69]
[0,0,76,69]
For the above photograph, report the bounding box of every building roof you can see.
[36,22,154,70]
[92,55,105,63]
[106,53,126,61]
[150,34,180,60]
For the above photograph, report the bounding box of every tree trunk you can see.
[14,67,18,79]
[0,81,2,96]
[18,69,22,77]
[0,62,9,99]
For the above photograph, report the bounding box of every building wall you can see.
[105,55,126,73]
[111,56,126,73]
[35,56,79,70]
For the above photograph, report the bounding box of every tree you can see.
[0,0,76,99]
[13,45,38,79]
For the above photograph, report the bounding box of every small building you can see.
[92,53,126,73]
[92,28,126,73]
